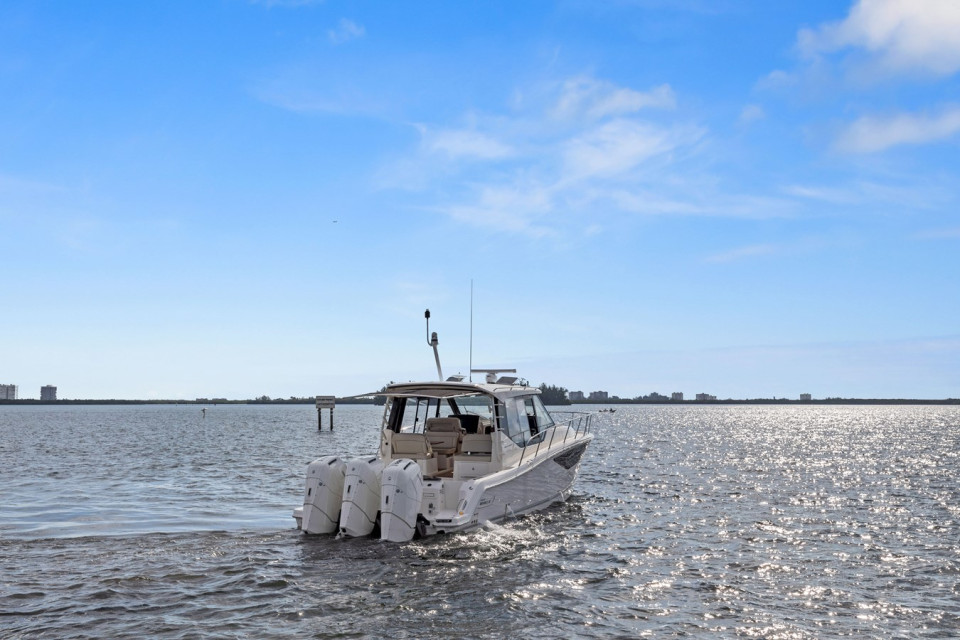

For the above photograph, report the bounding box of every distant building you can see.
[695,393,717,402]
[1,384,17,400]
[41,385,57,401]
[568,391,585,402]
[800,393,812,402]
[671,392,684,401]
[588,391,609,401]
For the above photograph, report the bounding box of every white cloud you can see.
[612,189,796,219]
[738,104,765,125]
[915,226,960,240]
[379,75,801,236]
[834,105,960,152]
[705,243,780,263]
[440,183,556,237]
[783,180,950,210]
[756,69,798,90]
[420,128,514,160]
[783,184,864,204]
[799,0,960,77]
[328,18,365,44]
[251,0,323,8]
[562,118,681,179]
[552,76,675,121]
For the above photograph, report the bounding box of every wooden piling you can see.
[316,396,336,431]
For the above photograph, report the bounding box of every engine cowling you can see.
[300,456,346,534]
[380,458,423,542]
[339,456,386,537]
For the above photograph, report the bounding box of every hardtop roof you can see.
[352,379,542,401]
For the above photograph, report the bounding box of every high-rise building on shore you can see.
[1,384,17,400]
[41,385,57,401]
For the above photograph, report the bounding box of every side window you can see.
[531,395,555,431]
[521,396,555,439]
[503,398,532,446]
[523,399,539,436]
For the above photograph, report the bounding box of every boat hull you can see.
[424,436,591,536]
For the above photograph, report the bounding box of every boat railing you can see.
[518,411,593,466]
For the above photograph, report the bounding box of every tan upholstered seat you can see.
[424,418,462,455]
[390,433,438,476]
[459,433,492,457]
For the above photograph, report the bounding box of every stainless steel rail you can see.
[518,411,593,466]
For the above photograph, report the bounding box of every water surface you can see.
[2,404,958,638]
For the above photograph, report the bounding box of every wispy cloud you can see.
[251,62,385,116]
[768,1,960,156]
[705,243,780,263]
[783,184,862,204]
[561,118,687,180]
[552,76,675,121]
[328,18,365,44]
[250,0,324,8]
[798,0,960,78]
[419,127,515,160]
[834,105,960,153]
[738,104,765,125]
[915,226,960,240]
[438,182,556,237]
[0,173,64,198]
[379,76,736,236]
[756,69,799,91]
[783,179,953,214]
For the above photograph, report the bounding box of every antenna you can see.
[469,280,474,383]
[425,309,443,381]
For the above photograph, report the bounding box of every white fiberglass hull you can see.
[293,435,591,540]
[423,436,592,537]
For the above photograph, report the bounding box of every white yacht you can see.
[293,313,594,541]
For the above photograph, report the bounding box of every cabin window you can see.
[502,395,556,446]
[525,395,555,434]
[504,398,533,446]
[388,397,443,433]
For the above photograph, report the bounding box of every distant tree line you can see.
[538,384,571,405]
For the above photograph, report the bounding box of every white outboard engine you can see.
[300,456,346,534]
[380,458,424,542]
[339,456,386,537]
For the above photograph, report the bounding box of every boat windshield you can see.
[386,392,498,433]
[448,395,494,421]
[445,394,497,434]
[388,396,444,433]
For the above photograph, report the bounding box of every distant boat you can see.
[292,312,594,542]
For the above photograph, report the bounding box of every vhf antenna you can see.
[469,279,473,382]
[425,309,443,381]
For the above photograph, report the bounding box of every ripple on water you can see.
[1,404,960,637]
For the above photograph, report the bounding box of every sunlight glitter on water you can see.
[1,403,959,637]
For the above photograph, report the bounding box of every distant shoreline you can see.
[1,398,958,406]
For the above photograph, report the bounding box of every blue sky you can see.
[2,0,958,400]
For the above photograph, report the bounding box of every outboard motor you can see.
[301,456,346,534]
[339,456,386,537]
[380,458,424,542]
